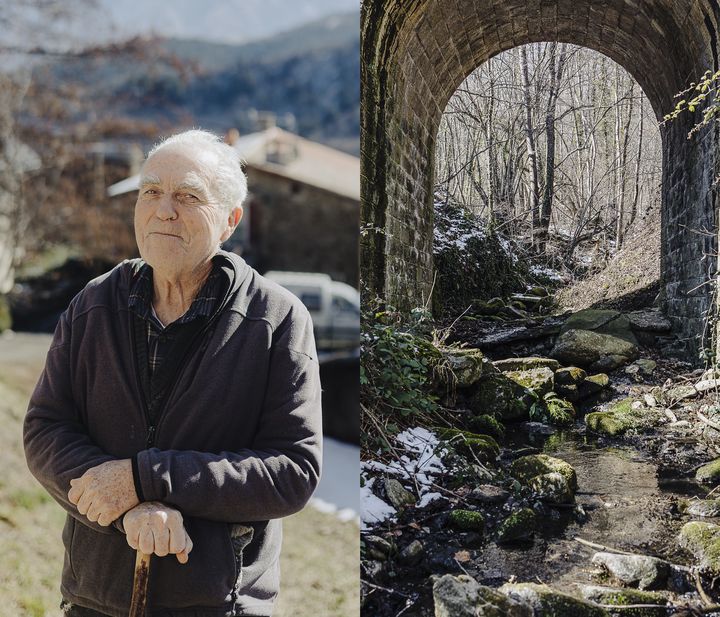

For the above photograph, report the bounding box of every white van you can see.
[263,271,360,351]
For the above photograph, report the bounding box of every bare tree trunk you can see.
[629,97,644,227]
[519,45,540,239]
[539,42,568,249]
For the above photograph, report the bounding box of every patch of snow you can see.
[360,477,397,530]
[529,264,564,282]
[361,427,448,530]
[417,492,445,508]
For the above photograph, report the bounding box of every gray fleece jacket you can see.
[23,251,323,617]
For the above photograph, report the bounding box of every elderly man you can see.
[23,130,322,617]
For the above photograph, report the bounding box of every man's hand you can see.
[68,459,139,526]
[123,502,193,563]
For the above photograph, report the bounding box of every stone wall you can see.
[361,0,719,360]
[246,168,359,286]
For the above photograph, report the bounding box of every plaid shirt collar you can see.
[128,257,225,329]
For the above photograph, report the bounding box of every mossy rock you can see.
[439,429,500,463]
[433,575,533,617]
[474,297,507,315]
[688,499,720,517]
[467,414,505,439]
[440,347,498,388]
[500,583,608,617]
[555,367,587,386]
[494,357,561,372]
[506,367,555,397]
[585,398,651,437]
[544,395,576,427]
[583,373,610,391]
[448,509,485,532]
[497,508,538,543]
[550,329,638,370]
[678,521,720,574]
[562,310,638,345]
[469,373,532,422]
[579,585,668,617]
[529,472,575,504]
[585,412,628,437]
[510,454,578,491]
[696,458,720,484]
[383,478,416,509]
[577,374,612,402]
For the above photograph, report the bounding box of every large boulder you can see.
[590,552,669,590]
[506,367,555,397]
[499,583,608,617]
[469,373,532,421]
[562,309,638,345]
[433,575,533,617]
[550,329,639,371]
[528,471,575,504]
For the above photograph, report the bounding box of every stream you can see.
[474,426,705,591]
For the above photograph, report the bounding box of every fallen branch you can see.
[573,536,637,556]
[695,569,714,608]
[697,410,720,433]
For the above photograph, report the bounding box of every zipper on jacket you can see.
[145,424,156,448]
[129,257,236,450]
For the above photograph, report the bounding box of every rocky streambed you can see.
[361,306,720,616]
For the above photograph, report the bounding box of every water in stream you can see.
[476,427,707,592]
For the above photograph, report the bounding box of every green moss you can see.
[509,454,577,490]
[467,414,505,439]
[506,367,554,397]
[586,412,628,437]
[448,509,485,531]
[586,398,653,437]
[470,374,531,421]
[439,429,500,463]
[608,398,634,415]
[696,458,720,483]
[584,374,610,389]
[496,508,537,543]
[678,521,720,574]
[581,586,668,617]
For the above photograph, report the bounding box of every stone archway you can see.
[361,0,720,359]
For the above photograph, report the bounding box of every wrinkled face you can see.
[134,145,239,278]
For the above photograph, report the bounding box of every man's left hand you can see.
[68,459,139,526]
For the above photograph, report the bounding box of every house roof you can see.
[107,127,359,201]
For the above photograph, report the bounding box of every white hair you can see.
[144,129,247,211]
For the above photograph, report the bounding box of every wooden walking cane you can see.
[128,551,151,617]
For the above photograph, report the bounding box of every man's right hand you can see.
[122,502,193,564]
